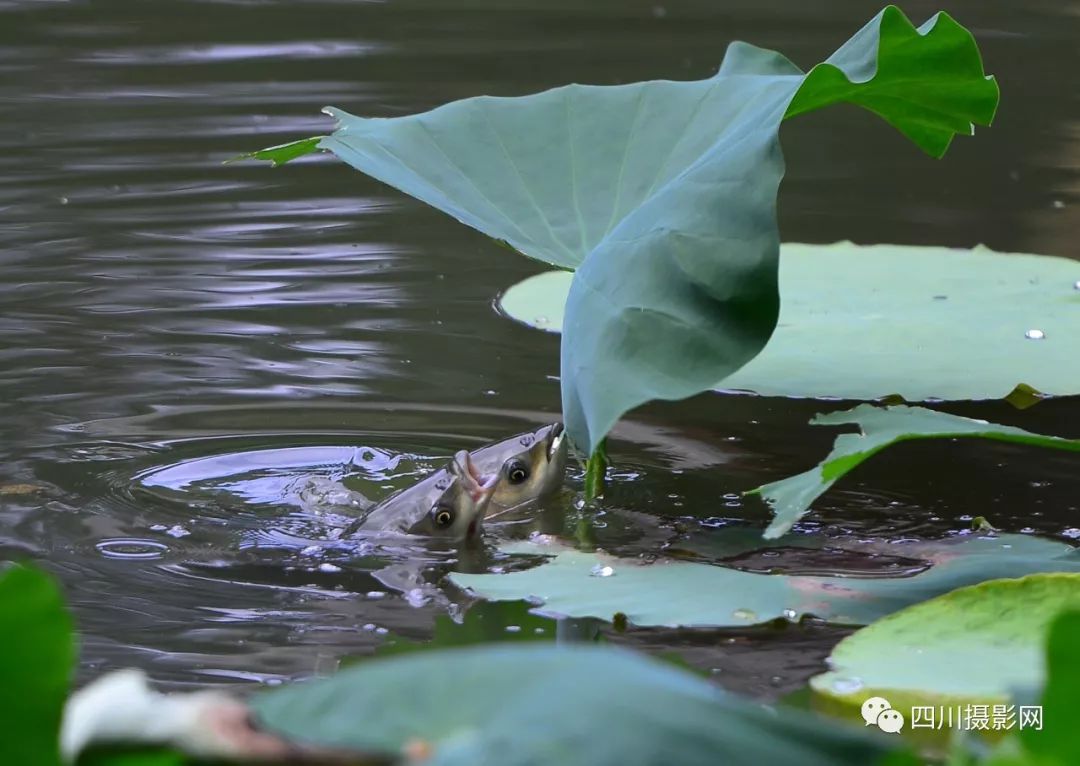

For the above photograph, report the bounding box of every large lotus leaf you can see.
[751,404,1080,539]
[497,243,1080,404]
[252,643,904,766]
[449,534,1080,629]
[248,7,997,455]
[0,565,75,766]
[811,574,1080,721]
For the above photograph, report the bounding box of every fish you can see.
[347,422,568,541]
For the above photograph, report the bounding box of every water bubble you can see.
[482,389,498,396]
[366,591,388,600]
[1074,281,1080,291]
[264,678,283,687]
[590,564,615,578]
[732,608,757,621]
[300,545,323,557]
[1025,329,1046,340]
[58,196,69,205]
[95,538,169,560]
[317,563,342,573]
[165,525,190,538]
[505,625,522,633]
[1052,200,1066,209]
[361,623,377,631]
[782,608,798,621]
[405,588,430,608]
[375,627,389,635]
[722,493,740,501]
[1062,528,1080,539]
[534,628,545,635]
[832,677,864,694]
[700,517,726,528]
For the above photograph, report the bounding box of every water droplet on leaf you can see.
[832,677,864,694]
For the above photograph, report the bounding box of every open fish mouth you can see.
[453,450,499,503]
[546,422,565,459]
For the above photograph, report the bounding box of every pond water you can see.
[1,0,1078,699]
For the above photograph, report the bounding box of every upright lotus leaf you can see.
[246,7,997,454]
[811,574,1080,723]
[751,404,1080,539]
[1020,611,1080,763]
[0,565,75,766]
[450,534,1080,628]
[497,244,1080,401]
[252,643,906,766]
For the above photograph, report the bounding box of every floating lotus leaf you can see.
[450,534,1080,628]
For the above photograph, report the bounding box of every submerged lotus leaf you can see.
[497,244,1080,404]
[449,534,1080,629]
[248,8,997,454]
[811,573,1080,717]
[252,643,903,766]
[753,404,1080,539]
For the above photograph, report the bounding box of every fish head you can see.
[409,450,499,541]
[490,422,568,510]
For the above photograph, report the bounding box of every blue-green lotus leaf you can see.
[248,8,997,454]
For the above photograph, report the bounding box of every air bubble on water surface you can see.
[96,538,169,560]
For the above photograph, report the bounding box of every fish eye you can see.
[432,505,455,528]
[505,459,529,485]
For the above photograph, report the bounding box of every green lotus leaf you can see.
[497,243,1080,404]
[449,534,1080,629]
[252,643,904,766]
[752,404,1080,539]
[247,8,998,454]
[811,574,1080,725]
[0,565,75,766]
